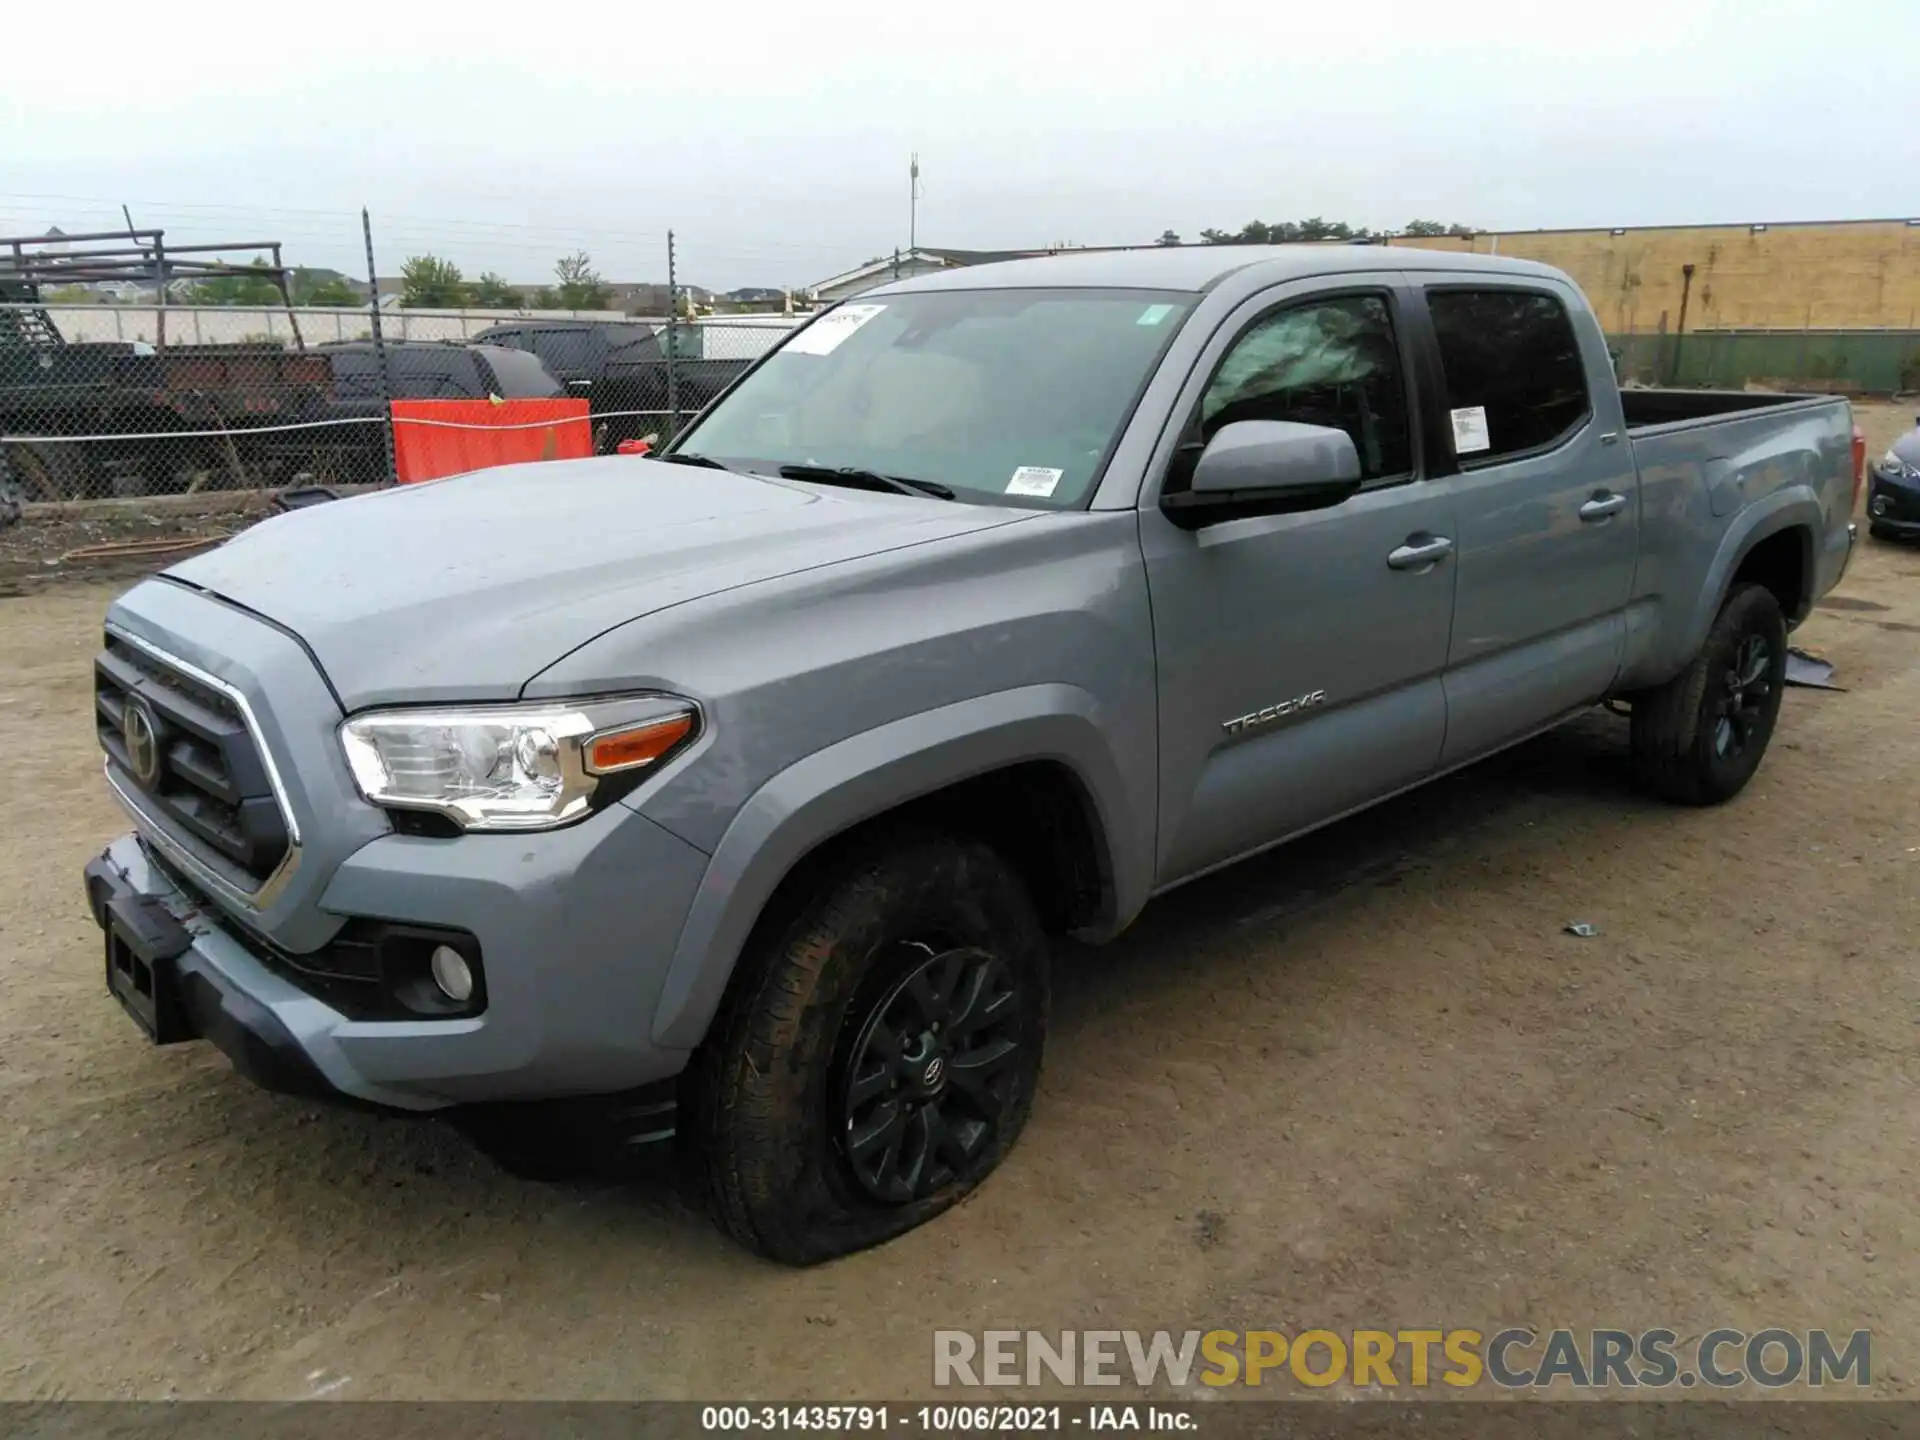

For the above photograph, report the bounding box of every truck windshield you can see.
[673,288,1195,507]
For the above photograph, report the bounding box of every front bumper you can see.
[1867,469,1920,535]
[86,849,341,1103]
[86,799,713,1112]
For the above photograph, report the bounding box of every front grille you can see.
[95,634,290,886]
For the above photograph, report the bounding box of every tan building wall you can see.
[1389,220,1920,332]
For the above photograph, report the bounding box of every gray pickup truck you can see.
[84,247,1858,1263]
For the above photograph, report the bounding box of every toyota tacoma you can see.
[84,247,1858,1263]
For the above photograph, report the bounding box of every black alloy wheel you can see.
[837,942,1024,1204]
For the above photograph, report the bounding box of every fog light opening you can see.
[430,944,475,1003]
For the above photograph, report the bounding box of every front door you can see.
[1139,279,1460,886]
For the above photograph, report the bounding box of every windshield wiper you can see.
[776,463,956,500]
[655,450,727,469]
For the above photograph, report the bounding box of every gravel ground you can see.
[0,405,1915,1401]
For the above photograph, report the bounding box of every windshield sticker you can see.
[1136,303,1176,326]
[1450,405,1491,454]
[1006,466,1064,498]
[783,304,886,356]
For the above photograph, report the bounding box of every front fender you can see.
[649,684,1147,1049]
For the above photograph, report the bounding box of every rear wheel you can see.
[1630,583,1787,805]
[686,830,1049,1265]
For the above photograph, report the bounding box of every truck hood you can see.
[164,458,1026,708]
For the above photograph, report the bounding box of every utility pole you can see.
[909,153,920,257]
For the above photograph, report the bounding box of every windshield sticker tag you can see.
[1450,405,1491,454]
[784,303,886,356]
[1007,466,1064,498]
[1136,303,1176,326]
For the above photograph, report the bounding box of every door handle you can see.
[1579,492,1629,522]
[1386,535,1454,571]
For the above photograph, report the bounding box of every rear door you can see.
[529,328,598,390]
[1412,279,1639,763]
[1139,276,1461,885]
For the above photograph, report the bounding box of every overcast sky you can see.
[3,0,1913,291]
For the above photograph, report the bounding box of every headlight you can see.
[340,695,698,832]
[1882,450,1917,479]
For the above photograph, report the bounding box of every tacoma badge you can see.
[1222,690,1328,736]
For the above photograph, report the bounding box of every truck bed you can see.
[1619,387,1834,432]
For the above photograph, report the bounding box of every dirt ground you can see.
[0,405,1916,1401]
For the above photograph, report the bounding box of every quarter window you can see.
[1195,294,1413,483]
[1427,289,1590,461]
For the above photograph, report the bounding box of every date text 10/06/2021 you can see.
[701,1407,1196,1432]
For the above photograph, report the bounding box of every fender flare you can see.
[649,684,1145,1049]
[1676,487,1821,661]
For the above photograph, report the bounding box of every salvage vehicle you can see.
[84,247,1858,1264]
[1865,414,1920,541]
[0,270,330,499]
[278,339,567,482]
[471,319,752,452]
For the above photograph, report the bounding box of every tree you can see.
[303,276,359,306]
[401,254,470,308]
[1195,218,1378,245]
[469,271,521,309]
[289,268,358,306]
[1155,229,1182,247]
[187,259,284,305]
[525,285,558,310]
[553,251,611,310]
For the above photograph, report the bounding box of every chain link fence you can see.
[0,300,799,510]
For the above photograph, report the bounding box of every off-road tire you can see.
[685,830,1049,1265]
[1630,583,1788,805]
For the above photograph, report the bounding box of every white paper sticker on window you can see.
[783,303,886,356]
[1006,466,1064,497]
[1136,303,1176,326]
[1450,405,1491,454]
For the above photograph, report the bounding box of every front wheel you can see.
[685,831,1049,1265]
[1630,583,1788,805]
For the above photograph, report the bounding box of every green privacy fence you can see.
[1608,330,1920,394]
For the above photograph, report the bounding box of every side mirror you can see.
[1160,421,1363,530]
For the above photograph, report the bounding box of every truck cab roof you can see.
[865,243,1565,297]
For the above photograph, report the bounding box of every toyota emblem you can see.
[122,698,164,789]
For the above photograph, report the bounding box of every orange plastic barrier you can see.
[389,398,593,484]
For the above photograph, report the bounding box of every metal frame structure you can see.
[0,229,305,350]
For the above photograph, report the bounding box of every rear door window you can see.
[1426,289,1590,462]
[529,329,596,373]
[326,349,381,398]
[389,347,486,398]
[477,347,563,398]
